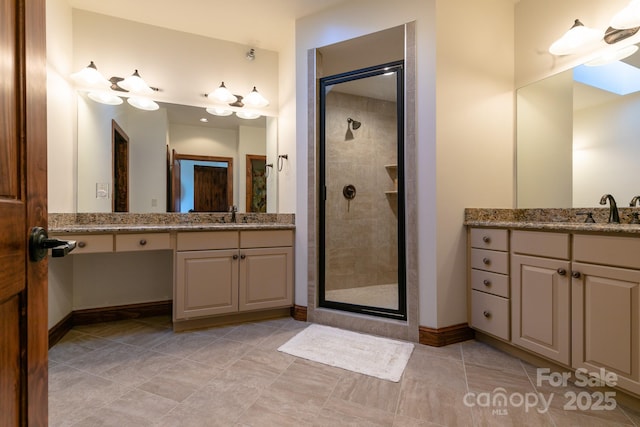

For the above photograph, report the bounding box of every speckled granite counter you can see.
[49,212,295,233]
[465,208,640,234]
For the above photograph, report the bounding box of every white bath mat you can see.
[277,324,414,382]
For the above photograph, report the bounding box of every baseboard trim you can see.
[290,305,307,322]
[419,323,475,347]
[48,300,172,349]
[48,312,74,349]
[73,300,172,326]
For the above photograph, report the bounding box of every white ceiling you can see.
[68,0,348,53]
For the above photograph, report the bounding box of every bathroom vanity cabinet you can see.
[175,230,293,320]
[50,224,294,332]
[467,225,640,397]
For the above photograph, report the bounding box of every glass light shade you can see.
[208,82,238,103]
[235,110,261,120]
[71,61,110,88]
[611,0,640,29]
[549,19,604,55]
[205,106,233,116]
[87,90,123,105]
[127,96,159,111]
[243,86,269,108]
[117,70,155,95]
[585,44,639,66]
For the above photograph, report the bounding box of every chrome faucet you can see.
[630,196,640,224]
[229,205,238,223]
[630,196,640,207]
[599,194,620,223]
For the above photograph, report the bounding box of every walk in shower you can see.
[318,61,406,320]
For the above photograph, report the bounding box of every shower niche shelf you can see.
[385,164,398,193]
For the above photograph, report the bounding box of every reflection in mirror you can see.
[318,61,406,320]
[77,92,275,213]
[517,45,640,208]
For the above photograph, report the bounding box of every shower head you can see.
[347,118,361,130]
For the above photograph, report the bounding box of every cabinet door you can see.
[239,247,293,311]
[511,254,571,365]
[175,249,238,319]
[572,262,640,395]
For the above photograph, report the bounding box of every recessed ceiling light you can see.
[199,117,208,123]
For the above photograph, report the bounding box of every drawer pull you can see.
[233,254,239,260]
[139,239,147,246]
[78,241,86,248]
[482,257,491,265]
[483,310,491,318]
[483,279,491,286]
[557,268,566,276]
[240,254,246,259]
[572,271,581,279]
[482,236,491,243]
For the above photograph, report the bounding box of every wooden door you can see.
[194,165,228,211]
[112,120,129,212]
[0,0,48,425]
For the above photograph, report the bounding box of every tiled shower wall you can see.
[324,91,398,291]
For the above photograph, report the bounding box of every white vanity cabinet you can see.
[469,228,510,340]
[174,230,294,321]
[511,230,571,365]
[572,234,640,396]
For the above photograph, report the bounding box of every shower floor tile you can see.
[325,283,398,309]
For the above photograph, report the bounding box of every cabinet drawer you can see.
[177,231,238,251]
[115,233,171,252]
[470,228,508,251]
[240,230,293,248]
[52,234,113,254]
[470,249,509,274]
[511,230,569,259]
[471,290,509,340]
[574,234,640,270]
[471,269,509,298]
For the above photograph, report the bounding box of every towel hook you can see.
[277,154,288,171]
[264,163,273,178]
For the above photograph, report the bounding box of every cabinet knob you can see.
[483,279,491,286]
[482,257,490,265]
[482,236,491,243]
[78,241,86,248]
[233,254,239,260]
[572,271,581,279]
[139,239,147,246]
[483,310,491,318]
[557,268,566,276]
[240,254,246,259]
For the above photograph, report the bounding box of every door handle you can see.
[29,226,76,261]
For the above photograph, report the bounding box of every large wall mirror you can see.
[77,92,277,213]
[517,43,640,208]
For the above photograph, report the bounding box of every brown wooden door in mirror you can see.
[112,120,129,212]
[194,165,228,211]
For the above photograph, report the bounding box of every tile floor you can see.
[49,315,640,426]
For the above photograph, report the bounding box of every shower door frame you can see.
[318,60,407,320]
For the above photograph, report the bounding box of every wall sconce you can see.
[550,2,640,57]
[71,62,160,111]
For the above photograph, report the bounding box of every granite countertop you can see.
[49,212,295,234]
[465,208,640,235]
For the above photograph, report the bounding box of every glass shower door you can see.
[319,62,406,320]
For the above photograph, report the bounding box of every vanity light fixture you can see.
[87,91,123,105]
[205,106,233,116]
[585,44,639,66]
[208,82,238,104]
[549,19,604,56]
[611,0,640,30]
[236,110,261,120]
[127,96,159,111]
[243,86,269,108]
[116,70,155,95]
[71,61,110,87]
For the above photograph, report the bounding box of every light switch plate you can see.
[96,183,109,199]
